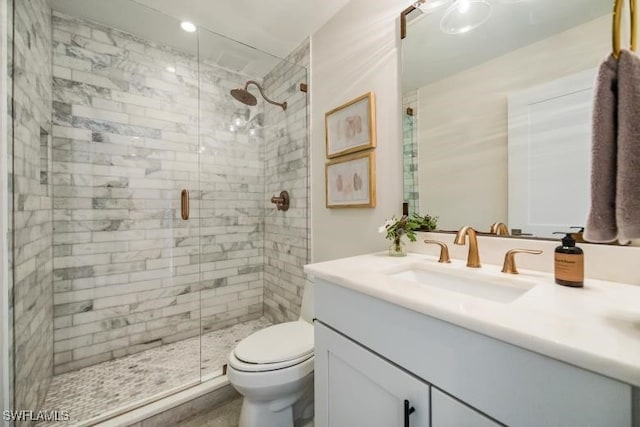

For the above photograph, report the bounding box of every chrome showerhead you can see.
[230,80,287,111]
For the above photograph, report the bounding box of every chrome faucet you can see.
[454,226,481,268]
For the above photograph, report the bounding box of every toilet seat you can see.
[230,321,314,372]
[229,351,313,372]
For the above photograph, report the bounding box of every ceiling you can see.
[130,0,349,58]
[52,0,349,77]
[402,0,613,92]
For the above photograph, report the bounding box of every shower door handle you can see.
[181,189,189,220]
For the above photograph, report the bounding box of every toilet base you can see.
[237,375,314,427]
[239,401,293,427]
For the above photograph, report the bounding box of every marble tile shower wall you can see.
[403,91,419,215]
[9,0,54,415]
[262,40,309,323]
[51,12,264,374]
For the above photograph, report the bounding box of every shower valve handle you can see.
[271,191,290,212]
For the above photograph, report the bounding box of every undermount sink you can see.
[388,265,535,303]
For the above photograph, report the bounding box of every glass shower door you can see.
[10,1,204,422]
[196,26,310,380]
[196,28,280,380]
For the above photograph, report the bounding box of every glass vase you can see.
[389,238,406,257]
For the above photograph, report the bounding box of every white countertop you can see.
[304,252,640,388]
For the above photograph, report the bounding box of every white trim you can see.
[0,0,10,422]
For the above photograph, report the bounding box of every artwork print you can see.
[325,92,376,158]
[326,151,375,208]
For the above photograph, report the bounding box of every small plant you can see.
[379,215,421,243]
[411,212,438,232]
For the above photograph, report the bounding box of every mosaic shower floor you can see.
[38,317,272,427]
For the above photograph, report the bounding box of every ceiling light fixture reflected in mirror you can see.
[180,21,197,33]
[440,0,492,35]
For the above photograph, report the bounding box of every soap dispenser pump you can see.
[553,232,584,288]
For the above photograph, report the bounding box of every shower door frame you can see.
[0,0,10,418]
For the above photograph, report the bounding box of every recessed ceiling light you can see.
[166,66,176,73]
[180,21,197,33]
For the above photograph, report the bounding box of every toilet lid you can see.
[234,321,314,365]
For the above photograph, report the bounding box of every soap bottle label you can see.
[555,254,584,284]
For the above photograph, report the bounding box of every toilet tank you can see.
[299,280,313,324]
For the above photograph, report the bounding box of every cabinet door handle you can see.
[181,189,189,220]
[404,399,415,427]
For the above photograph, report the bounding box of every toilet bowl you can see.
[227,283,314,427]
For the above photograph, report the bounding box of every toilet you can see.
[227,282,314,427]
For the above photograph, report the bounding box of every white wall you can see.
[310,0,406,262]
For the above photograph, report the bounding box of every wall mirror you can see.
[401,0,622,239]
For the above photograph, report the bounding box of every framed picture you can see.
[326,151,376,208]
[325,92,376,158]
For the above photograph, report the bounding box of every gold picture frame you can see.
[325,151,376,208]
[325,92,376,159]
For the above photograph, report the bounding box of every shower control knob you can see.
[271,191,290,211]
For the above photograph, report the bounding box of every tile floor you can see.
[176,397,314,427]
[177,397,242,427]
[38,317,272,427]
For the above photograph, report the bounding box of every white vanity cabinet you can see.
[316,321,500,427]
[430,388,500,427]
[314,278,637,427]
[315,322,430,427]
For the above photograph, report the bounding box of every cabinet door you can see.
[432,388,501,427]
[315,322,430,427]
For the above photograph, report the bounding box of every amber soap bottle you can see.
[553,233,584,288]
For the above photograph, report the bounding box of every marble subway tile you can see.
[72,336,129,360]
[47,12,308,376]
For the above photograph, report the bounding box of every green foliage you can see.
[411,212,438,231]
[380,215,421,243]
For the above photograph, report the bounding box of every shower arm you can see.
[244,80,287,111]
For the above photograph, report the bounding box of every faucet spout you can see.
[490,222,510,236]
[454,226,481,268]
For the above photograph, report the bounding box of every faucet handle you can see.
[502,249,543,274]
[424,240,451,263]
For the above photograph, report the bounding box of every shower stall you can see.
[5,0,309,424]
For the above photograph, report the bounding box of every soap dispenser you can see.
[553,232,584,288]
